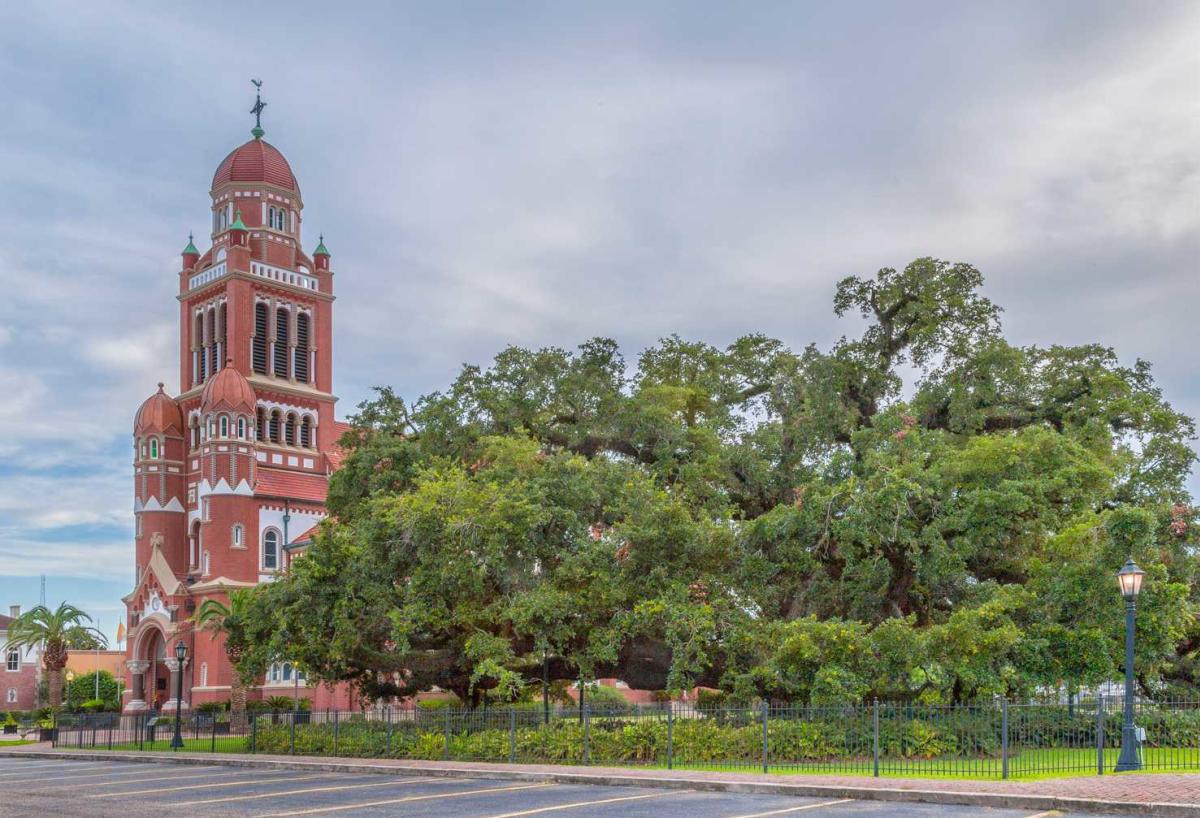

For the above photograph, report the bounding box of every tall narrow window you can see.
[237,417,247,439]
[269,410,281,443]
[295,312,310,383]
[232,524,243,548]
[207,306,218,377]
[218,416,229,438]
[217,302,227,370]
[253,303,269,374]
[5,648,18,672]
[196,312,208,383]
[263,529,279,570]
[149,438,159,459]
[257,407,266,442]
[199,663,208,687]
[285,413,297,446]
[202,551,210,575]
[300,416,312,448]
[273,307,290,377]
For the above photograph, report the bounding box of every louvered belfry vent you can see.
[274,307,290,377]
[295,312,310,383]
[253,303,268,374]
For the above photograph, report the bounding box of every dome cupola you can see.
[200,361,257,415]
[135,383,184,435]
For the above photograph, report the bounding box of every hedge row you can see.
[245,705,1200,764]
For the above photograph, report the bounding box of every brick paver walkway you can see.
[5,743,1197,811]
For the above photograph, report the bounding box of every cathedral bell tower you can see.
[123,83,345,714]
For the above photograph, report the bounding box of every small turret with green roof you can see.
[182,232,199,256]
[313,234,330,256]
[230,210,248,231]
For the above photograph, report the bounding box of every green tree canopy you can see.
[244,258,1197,705]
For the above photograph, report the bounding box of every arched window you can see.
[300,416,312,448]
[5,688,15,703]
[237,417,247,439]
[284,413,297,447]
[6,647,19,671]
[268,206,276,229]
[257,407,267,442]
[199,663,208,687]
[269,410,281,443]
[194,311,206,384]
[207,417,216,439]
[253,303,269,374]
[190,520,200,568]
[191,418,201,449]
[295,312,310,383]
[263,529,279,570]
[273,307,290,377]
[138,438,146,459]
[206,306,217,378]
[217,302,227,370]
[232,524,243,549]
[218,415,229,438]
[149,438,158,459]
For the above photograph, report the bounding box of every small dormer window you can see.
[149,439,159,459]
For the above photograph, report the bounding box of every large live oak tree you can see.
[237,259,1198,705]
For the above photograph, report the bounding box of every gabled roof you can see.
[255,467,329,503]
[121,541,183,603]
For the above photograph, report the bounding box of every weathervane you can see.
[250,78,266,138]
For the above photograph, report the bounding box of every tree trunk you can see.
[230,679,247,732]
[47,667,62,708]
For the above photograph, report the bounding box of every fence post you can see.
[333,709,340,756]
[872,699,880,777]
[443,707,451,760]
[1001,699,1009,780]
[667,704,674,770]
[251,712,257,754]
[583,704,590,766]
[761,701,769,774]
[1096,693,1105,776]
[509,707,517,764]
[211,714,217,753]
[108,720,113,751]
[289,711,296,755]
[386,706,393,755]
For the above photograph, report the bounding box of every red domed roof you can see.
[135,384,184,435]
[212,138,299,192]
[200,363,257,414]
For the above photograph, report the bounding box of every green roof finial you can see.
[182,232,198,255]
[230,210,247,231]
[314,233,330,256]
[250,78,266,139]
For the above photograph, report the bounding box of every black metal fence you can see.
[53,696,1200,780]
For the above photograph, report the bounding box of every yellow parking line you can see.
[42,769,259,789]
[88,773,332,797]
[255,783,556,817]
[723,799,855,818]
[177,776,441,805]
[480,789,680,817]
[1024,812,1061,818]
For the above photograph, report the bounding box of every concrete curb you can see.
[5,749,1197,817]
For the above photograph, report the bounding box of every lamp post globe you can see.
[1114,557,1145,772]
[170,641,187,750]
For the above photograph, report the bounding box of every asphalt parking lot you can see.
[0,757,1121,818]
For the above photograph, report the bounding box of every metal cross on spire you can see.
[250,78,266,138]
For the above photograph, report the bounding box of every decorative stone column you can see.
[162,657,190,713]
[124,660,150,712]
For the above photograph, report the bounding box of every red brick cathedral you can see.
[122,105,353,713]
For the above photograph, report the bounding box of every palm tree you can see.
[6,603,106,708]
[194,591,254,730]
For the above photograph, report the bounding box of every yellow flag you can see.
[116,621,126,645]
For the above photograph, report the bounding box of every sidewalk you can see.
[5,743,1198,816]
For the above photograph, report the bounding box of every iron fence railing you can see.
[53,695,1200,779]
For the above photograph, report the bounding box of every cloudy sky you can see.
[0,1,1196,644]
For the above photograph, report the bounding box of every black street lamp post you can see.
[170,641,187,750]
[1114,557,1145,772]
